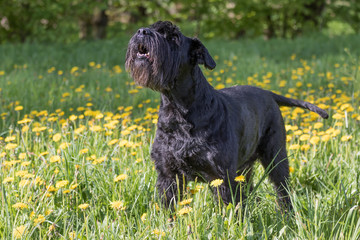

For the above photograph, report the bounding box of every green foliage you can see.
[1,0,360,43]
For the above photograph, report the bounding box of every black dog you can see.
[125,21,328,210]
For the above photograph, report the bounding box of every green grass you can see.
[0,33,359,239]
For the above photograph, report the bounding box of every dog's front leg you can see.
[156,172,185,209]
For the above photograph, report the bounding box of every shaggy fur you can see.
[125,21,328,210]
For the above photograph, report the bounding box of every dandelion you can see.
[13,225,27,239]
[152,229,166,237]
[34,214,46,225]
[55,180,69,188]
[108,139,118,146]
[235,175,246,182]
[289,144,300,150]
[78,203,90,210]
[5,135,16,142]
[141,213,147,222]
[15,106,23,111]
[110,200,126,210]
[50,155,61,163]
[210,179,223,187]
[289,167,295,173]
[341,135,352,142]
[177,206,192,216]
[114,174,128,182]
[70,183,79,190]
[52,133,61,142]
[3,177,14,184]
[179,198,193,206]
[310,136,320,145]
[5,143,17,150]
[80,148,89,154]
[12,202,28,210]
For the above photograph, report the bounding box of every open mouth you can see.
[137,44,150,59]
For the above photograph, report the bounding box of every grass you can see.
[0,33,359,239]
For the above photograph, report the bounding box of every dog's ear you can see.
[190,38,216,70]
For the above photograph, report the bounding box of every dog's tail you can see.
[271,92,329,119]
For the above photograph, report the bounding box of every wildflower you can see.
[5,135,16,142]
[3,177,14,184]
[12,202,28,210]
[341,135,352,142]
[80,148,89,154]
[19,153,27,159]
[110,201,126,210]
[19,180,30,187]
[55,180,69,188]
[314,122,323,129]
[52,133,61,142]
[78,203,90,210]
[59,142,70,150]
[177,206,192,216]
[310,136,320,145]
[289,144,300,150]
[179,198,193,206]
[69,115,77,121]
[114,174,128,182]
[13,225,27,239]
[5,143,17,150]
[15,106,23,111]
[152,229,166,237]
[289,167,295,173]
[50,155,61,163]
[235,175,246,182]
[210,179,223,187]
[141,213,147,222]
[34,214,46,225]
[108,139,119,146]
[70,184,79,190]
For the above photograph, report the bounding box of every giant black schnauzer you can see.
[125,21,328,210]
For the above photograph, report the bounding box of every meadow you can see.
[0,33,359,239]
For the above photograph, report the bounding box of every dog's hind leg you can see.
[258,128,292,211]
[156,172,186,209]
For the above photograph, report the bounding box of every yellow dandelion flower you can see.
[235,175,246,182]
[114,174,128,182]
[34,214,46,225]
[70,183,79,190]
[13,225,27,239]
[39,151,49,157]
[55,180,69,188]
[108,139,119,146]
[15,106,23,111]
[299,134,310,141]
[210,179,223,187]
[341,135,352,142]
[179,198,193,206]
[69,115,77,121]
[177,206,192,216]
[314,122,323,129]
[12,202,28,210]
[3,177,14,184]
[52,133,61,142]
[50,155,61,163]
[141,213,147,222]
[289,166,295,173]
[59,142,70,150]
[289,144,300,150]
[310,136,320,145]
[152,229,166,237]
[110,201,126,210]
[5,143,17,150]
[80,148,89,154]
[5,135,16,142]
[78,203,90,210]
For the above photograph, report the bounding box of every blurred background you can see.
[0,0,359,43]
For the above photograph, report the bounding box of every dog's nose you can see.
[137,28,151,36]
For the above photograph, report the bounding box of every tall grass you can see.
[0,34,359,239]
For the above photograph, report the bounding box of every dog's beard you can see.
[125,34,180,92]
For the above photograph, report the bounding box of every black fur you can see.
[125,21,328,210]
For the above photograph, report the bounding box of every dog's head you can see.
[125,21,216,92]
